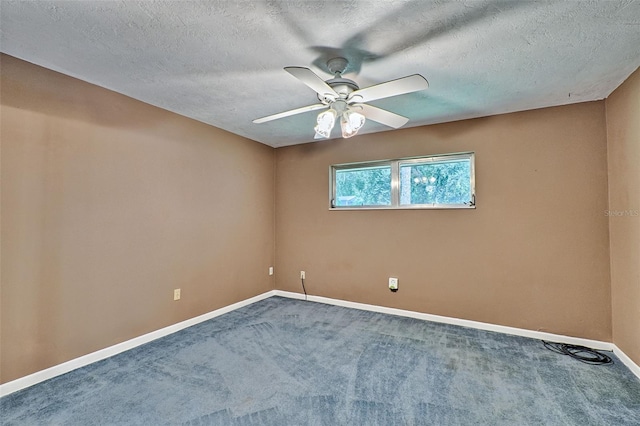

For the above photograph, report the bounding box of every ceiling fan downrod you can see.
[322,57,360,102]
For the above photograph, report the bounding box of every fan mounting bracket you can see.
[327,57,349,76]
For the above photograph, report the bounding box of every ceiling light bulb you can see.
[341,110,366,138]
[314,109,337,139]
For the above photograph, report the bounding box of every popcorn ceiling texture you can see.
[1,0,639,147]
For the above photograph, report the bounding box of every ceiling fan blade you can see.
[356,104,409,129]
[349,74,428,103]
[253,103,327,124]
[284,66,339,100]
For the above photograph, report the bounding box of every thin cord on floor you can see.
[542,340,613,365]
[301,277,307,301]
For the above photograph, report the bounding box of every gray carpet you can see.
[1,296,639,425]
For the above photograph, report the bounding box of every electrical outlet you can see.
[300,271,306,279]
[389,278,398,292]
[173,288,181,300]
[269,266,274,276]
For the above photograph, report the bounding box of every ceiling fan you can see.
[253,57,429,139]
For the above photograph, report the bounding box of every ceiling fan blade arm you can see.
[349,74,429,103]
[356,104,409,129]
[252,103,327,124]
[284,66,339,100]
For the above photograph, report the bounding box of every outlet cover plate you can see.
[389,278,398,291]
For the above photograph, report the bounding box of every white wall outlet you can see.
[389,278,398,292]
[173,288,181,300]
[300,271,306,279]
[269,266,274,276]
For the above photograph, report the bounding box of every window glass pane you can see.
[399,159,471,205]
[335,165,391,206]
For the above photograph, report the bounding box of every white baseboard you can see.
[614,345,640,380]
[3,289,638,397]
[274,290,640,380]
[274,290,615,350]
[0,290,276,397]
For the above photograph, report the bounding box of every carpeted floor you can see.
[2,296,639,425]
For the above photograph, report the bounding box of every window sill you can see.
[329,204,476,211]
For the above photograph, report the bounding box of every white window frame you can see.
[330,152,475,210]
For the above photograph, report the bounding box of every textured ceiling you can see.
[1,1,639,147]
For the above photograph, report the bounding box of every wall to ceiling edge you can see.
[0,54,276,384]
[606,66,640,367]
[275,100,612,344]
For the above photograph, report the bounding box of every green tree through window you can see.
[332,153,474,209]
[335,166,391,206]
[400,160,471,205]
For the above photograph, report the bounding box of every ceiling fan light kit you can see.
[253,57,429,140]
[313,100,365,139]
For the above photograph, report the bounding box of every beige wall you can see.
[275,102,612,341]
[606,67,640,366]
[0,55,275,383]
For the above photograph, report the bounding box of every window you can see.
[331,152,475,209]
[334,164,392,207]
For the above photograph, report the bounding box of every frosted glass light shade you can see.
[341,110,366,138]
[314,109,337,139]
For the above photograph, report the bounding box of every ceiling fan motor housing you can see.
[320,78,360,102]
